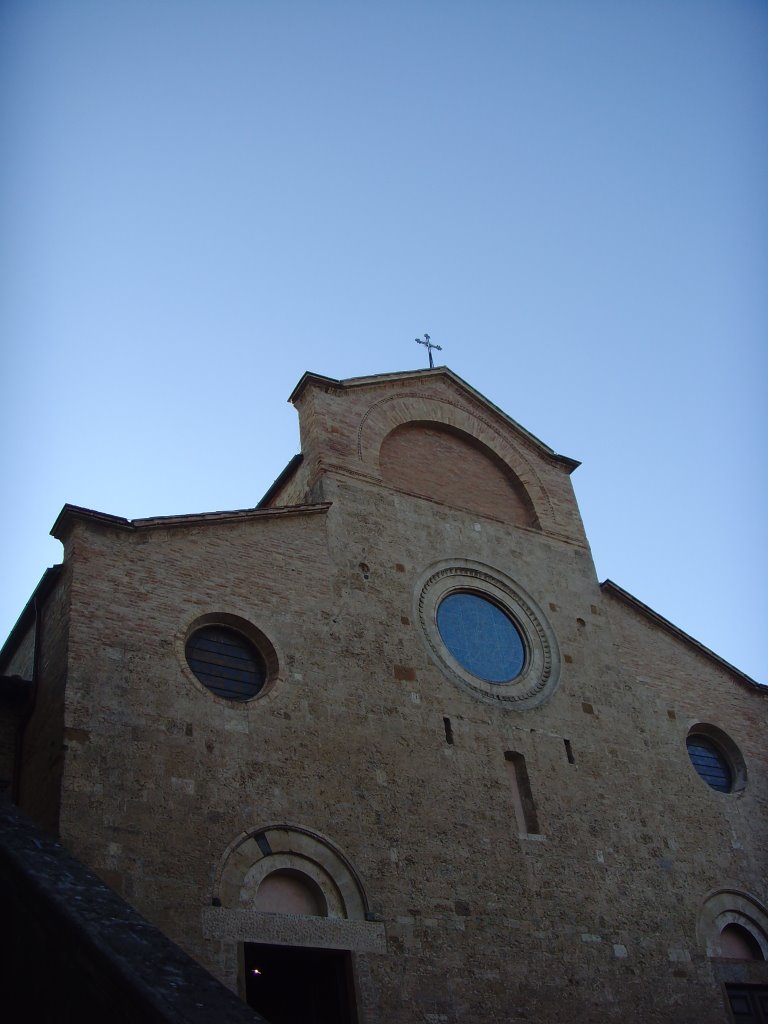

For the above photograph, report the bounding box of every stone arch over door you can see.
[212,823,369,920]
[698,888,768,960]
[253,870,327,917]
[202,823,386,961]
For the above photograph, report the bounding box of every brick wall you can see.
[379,421,536,526]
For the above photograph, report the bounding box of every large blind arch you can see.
[379,420,538,527]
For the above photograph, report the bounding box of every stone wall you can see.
[3,368,765,1023]
[0,680,26,796]
[16,568,71,834]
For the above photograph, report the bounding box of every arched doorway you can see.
[243,865,356,1023]
[207,826,384,1023]
[698,889,768,1023]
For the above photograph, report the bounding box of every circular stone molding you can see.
[686,723,748,796]
[177,612,280,704]
[415,560,561,709]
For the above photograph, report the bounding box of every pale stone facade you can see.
[1,367,766,1022]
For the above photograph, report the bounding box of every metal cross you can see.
[415,333,442,369]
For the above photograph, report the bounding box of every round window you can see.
[686,735,733,793]
[436,591,525,683]
[415,561,561,710]
[185,625,266,702]
[684,724,747,796]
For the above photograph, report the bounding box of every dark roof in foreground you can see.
[0,801,268,1023]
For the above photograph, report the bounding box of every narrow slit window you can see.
[564,739,575,764]
[443,716,454,745]
[504,751,540,835]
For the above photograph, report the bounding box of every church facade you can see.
[1,367,766,1023]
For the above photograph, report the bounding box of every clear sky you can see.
[1,1,766,682]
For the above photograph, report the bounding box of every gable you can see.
[290,368,587,545]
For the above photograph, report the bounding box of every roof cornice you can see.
[256,453,304,509]
[0,566,62,674]
[51,501,331,540]
[601,579,765,691]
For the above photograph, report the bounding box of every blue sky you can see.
[1,1,766,682]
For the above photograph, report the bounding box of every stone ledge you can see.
[202,907,388,953]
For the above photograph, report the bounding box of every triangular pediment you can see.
[289,367,580,473]
[284,366,586,543]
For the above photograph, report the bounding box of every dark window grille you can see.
[686,736,733,792]
[185,625,266,701]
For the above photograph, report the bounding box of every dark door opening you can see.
[244,942,355,1024]
[726,984,768,1023]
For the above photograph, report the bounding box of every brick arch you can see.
[380,420,539,528]
[356,392,556,530]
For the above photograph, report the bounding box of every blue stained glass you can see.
[436,592,525,683]
[686,737,732,792]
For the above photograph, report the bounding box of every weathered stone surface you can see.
[203,907,386,952]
